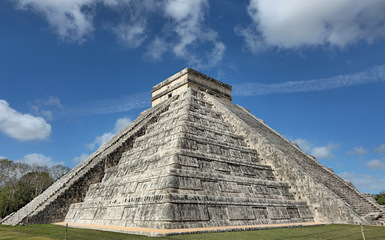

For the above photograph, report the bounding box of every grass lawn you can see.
[0,224,384,240]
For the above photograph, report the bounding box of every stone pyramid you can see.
[2,68,384,231]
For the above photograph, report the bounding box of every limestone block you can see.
[169,204,210,221]
[254,207,269,219]
[219,182,241,193]
[177,177,202,190]
[298,206,314,219]
[213,161,230,172]
[208,206,228,220]
[287,208,301,218]
[134,204,167,221]
[227,206,256,220]
[96,207,125,220]
[268,207,290,220]
[65,207,77,219]
[178,155,199,168]
[79,208,98,220]
[121,206,137,223]
[201,181,221,195]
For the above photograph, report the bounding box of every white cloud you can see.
[14,0,96,43]
[87,117,132,150]
[311,144,339,159]
[113,117,132,132]
[87,132,114,150]
[292,138,312,152]
[18,153,63,167]
[375,144,385,153]
[233,65,385,96]
[12,0,225,68]
[293,138,339,160]
[366,159,385,171]
[73,153,89,164]
[0,100,51,141]
[339,171,385,193]
[240,0,385,51]
[347,146,368,155]
[43,96,63,108]
[13,0,154,45]
[162,0,225,68]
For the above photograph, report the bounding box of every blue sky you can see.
[0,0,384,193]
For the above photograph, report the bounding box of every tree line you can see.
[374,191,385,205]
[0,158,70,219]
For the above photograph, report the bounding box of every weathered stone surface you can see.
[62,88,313,229]
[3,67,384,231]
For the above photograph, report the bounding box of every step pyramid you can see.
[2,68,384,231]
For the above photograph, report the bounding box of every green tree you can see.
[18,172,54,197]
[0,159,70,219]
[0,183,17,218]
[0,172,54,218]
[374,191,385,205]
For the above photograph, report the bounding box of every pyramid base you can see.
[54,221,326,237]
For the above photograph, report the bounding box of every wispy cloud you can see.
[366,159,385,171]
[27,93,148,120]
[145,37,169,61]
[13,0,225,68]
[73,153,89,164]
[71,117,131,165]
[30,96,63,121]
[347,146,368,155]
[144,0,225,69]
[106,1,159,48]
[87,117,132,150]
[233,65,385,96]
[63,92,149,117]
[18,153,63,167]
[292,138,339,160]
[375,144,385,153]
[311,144,339,159]
[339,171,385,193]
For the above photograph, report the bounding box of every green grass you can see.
[0,224,385,240]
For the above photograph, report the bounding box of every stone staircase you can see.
[212,96,385,225]
[319,170,383,216]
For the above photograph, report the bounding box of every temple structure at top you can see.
[151,68,232,106]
